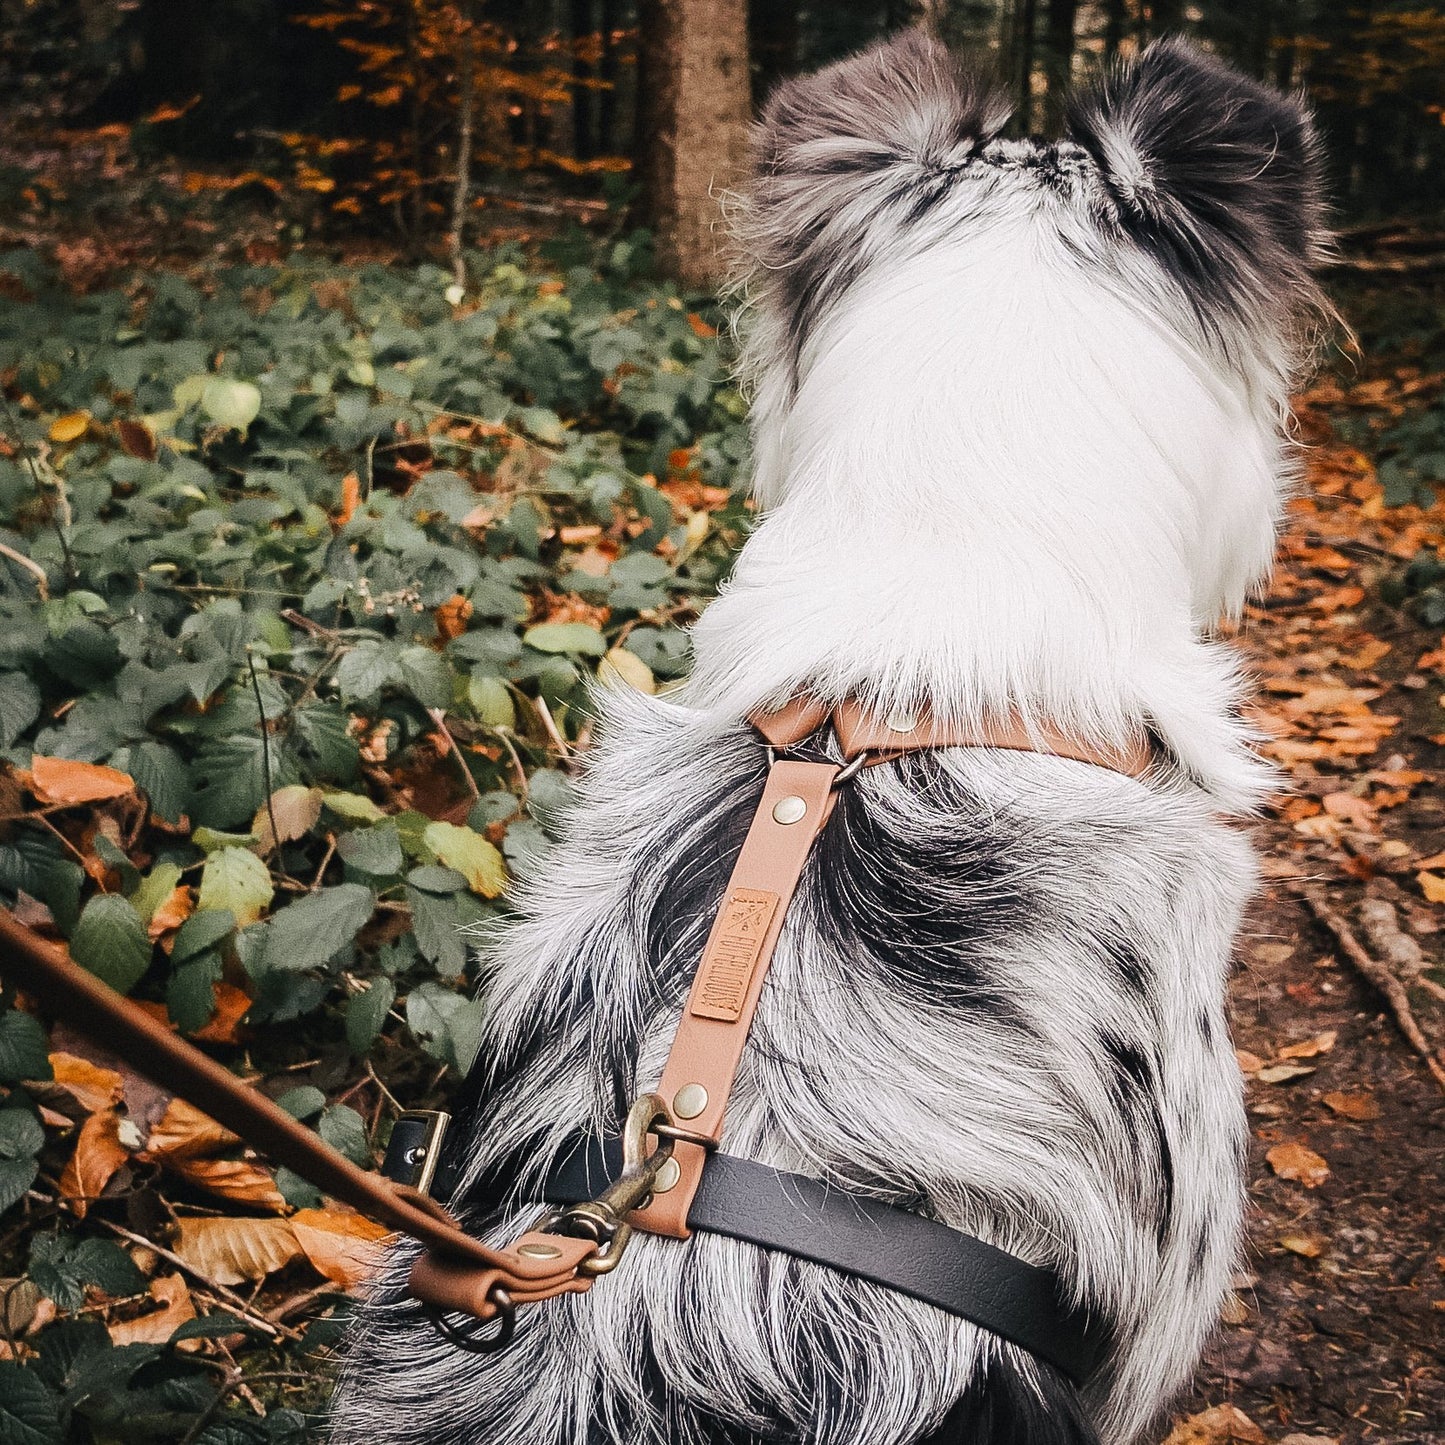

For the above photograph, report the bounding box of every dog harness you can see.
[0,697,1148,1385]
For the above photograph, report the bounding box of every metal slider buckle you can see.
[381,1109,451,1195]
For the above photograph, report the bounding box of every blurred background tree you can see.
[0,0,1441,282]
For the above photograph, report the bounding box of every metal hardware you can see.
[382,1109,451,1195]
[771,795,808,825]
[672,1083,708,1119]
[424,1285,515,1353]
[651,1157,681,1193]
[833,751,869,783]
[885,708,919,733]
[517,1241,563,1259]
[651,1121,719,1150]
[538,1094,677,1278]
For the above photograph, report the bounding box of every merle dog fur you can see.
[330,29,1329,1445]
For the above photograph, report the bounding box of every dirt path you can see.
[1170,384,1445,1445]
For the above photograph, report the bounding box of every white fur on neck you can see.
[690,203,1287,812]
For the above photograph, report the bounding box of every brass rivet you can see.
[885,708,919,734]
[772,795,807,825]
[517,1242,563,1259]
[673,1083,709,1119]
[652,1157,681,1194]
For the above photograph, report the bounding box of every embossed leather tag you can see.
[690,887,780,1022]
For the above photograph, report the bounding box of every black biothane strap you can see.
[541,1138,1109,1387]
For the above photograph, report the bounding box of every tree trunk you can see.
[1012,0,1038,130]
[635,0,752,287]
[449,1,477,285]
[1041,0,1077,131]
[1102,0,1127,64]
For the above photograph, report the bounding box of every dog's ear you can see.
[740,29,1009,355]
[1066,39,1328,337]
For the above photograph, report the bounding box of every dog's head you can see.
[734,31,1330,491]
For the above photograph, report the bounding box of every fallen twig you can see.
[0,540,48,598]
[95,1218,302,1342]
[426,706,481,802]
[1293,883,1445,1095]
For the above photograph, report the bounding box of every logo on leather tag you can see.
[691,888,780,1022]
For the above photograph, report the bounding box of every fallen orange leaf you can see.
[1322,1090,1381,1121]
[107,1273,196,1346]
[148,885,194,940]
[166,1157,286,1212]
[1161,1404,1265,1445]
[1266,1140,1330,1188]
[48,411,90,443]
[337,471,361,525]
[47,1052,124,1114]
[1418,872,1445,905]
[60,1108,131,1218]
[1279,1030,1337,1060]
[143,1097,240,1161]
[173,1216,301,1286]
[434,593,473,641]
[28,755,136,806]
[1279,1233,1327,1259]
[191,983,251,1045]
[291,1207,390,1290]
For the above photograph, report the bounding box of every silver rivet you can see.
[651,1157,681,1194]
[772,795,807,825]
[517,1242,563,1259]
[673,1083,709,1119]
[885,708,919,734]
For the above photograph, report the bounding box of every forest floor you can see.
[1173,374,1445,1445]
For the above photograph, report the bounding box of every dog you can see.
[331,30,1329,1445]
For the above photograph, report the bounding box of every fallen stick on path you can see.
[1292,883,1445,1096]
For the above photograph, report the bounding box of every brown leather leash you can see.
[0,698,1149,1352]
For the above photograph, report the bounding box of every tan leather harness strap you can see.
[631,698,1150,1239]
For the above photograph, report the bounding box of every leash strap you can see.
[544,1137,1109,1386]
[0,910,600,1321]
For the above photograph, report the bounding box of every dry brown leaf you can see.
[1234,1049,1265,1076]
[1257,1062,1316,1084]
[1280,1233,1327,1259]
[1161,1404,1266,1445]
[48,411,91,443]
[1279,1030,1337,1060]
[1414,850,1445,871]
[173,1216,301,1286]
[1320,791,1377,829]
[107,1273,196,1346]
[1267,1140,1331,1188]
[336,471,361,525]
[46,1052,124,1114]
[59,1108,131,1218]
[1322,1090,1381,1121]
[291,1207,390,1290]
[28,755,136,806]
[1417,871,1445,905]
[142,1097,240,1160]
[167,1157,286,1212]
[148,885,194,940]
[190,983,252,1045]
[252,785,323,853]
[1252,942,1295,965]
[434,593,473,641]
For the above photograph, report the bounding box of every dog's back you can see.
[331,31,1328,1445]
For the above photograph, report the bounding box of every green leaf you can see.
[70,894,151,996]
[275,1085,326,1121]
[167,1311,258,1343]
[0,1361,62,1445]
[0,672,41,748]
[521,621,607,657]
[405,982,483,1074]
[253,883,374,974]
[467,671,515,728]
[166,955,221,1034]
[29,1236,144,1311]
[345,977,394,1054]
[395,646,452,708]
[0,1157,39,1215]
[171,909,236,963]
[336,641,396,702]
[406,887,466,976]
[422,821,507,898]
[200,378,262,432]
[321,791,385,824]
[197,848,273,928]
[191,827,261,853]
[335,822,403,877]
[0,1011,52,1084]
[128,862,183,925]
[318,1104,370,1166]
[405,864,466,895]
[275,1166,322,1211]
[0,1109,45,1160]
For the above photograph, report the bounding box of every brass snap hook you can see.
[540,1093,677,1278]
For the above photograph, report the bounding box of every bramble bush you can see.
[0,231,748,1442]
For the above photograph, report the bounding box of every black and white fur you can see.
[331,32,1329,1445]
